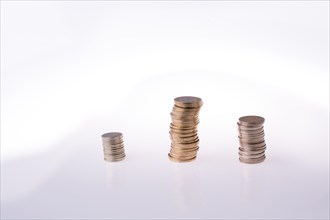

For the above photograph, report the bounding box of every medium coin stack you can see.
[168,96,203,162]
[237,116,267,164]
[101,132,126,162]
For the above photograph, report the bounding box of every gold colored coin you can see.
[168,96,202,162]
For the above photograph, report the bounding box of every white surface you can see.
[1,1,329,219]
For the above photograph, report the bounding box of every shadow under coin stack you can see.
[168,96,203,162]
[237,116,267,164]
[102,132,126,162]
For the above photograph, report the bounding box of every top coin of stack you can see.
[237,116,267,164]
[168,96,203,162]
[102,132,126,162]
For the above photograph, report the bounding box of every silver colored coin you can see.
[239,151,265,158]
[104,155,126,162]
[239,115,265,125]
[238,125,264,130]
[237,116,267,164]
[239,155,266,164]
[102,132,123,139]
[239,145,266,152]
[239,138,265,145]
[101,132,126,162]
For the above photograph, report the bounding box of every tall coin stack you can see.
[237,116,267,164]
[168,96,203,162]
[102,132,126,162]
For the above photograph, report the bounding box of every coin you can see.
[237,115,267,164]
[174,96,203,107]
[239,116,265,125]
[101,132,126,162]
[239,155,266,164]
[168,96,202,162]
[168,153,197,163]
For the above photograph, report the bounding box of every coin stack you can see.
[237,116,267,164]
[101,132,126,162]
[168,96,203,162]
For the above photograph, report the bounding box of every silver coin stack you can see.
[101,132,126,162]
[237,116,267,164]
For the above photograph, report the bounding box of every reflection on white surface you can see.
[1,73,329,218]
[171,163,203,212]
[1,1,329,219]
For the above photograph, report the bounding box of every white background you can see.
[1,1,329,219]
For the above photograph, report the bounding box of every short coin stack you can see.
[168,96,203,162]
[237,116,267,164]
[102,132,126,162]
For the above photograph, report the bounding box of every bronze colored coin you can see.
[170,124,198,130]
[173,103,202,108]
[169,131,198,137]
[171,136,199,142]
[171,119,199,125]
[170,128,198,134]
[171,137,199,144]
[170,145,199,152]
[171,113,199,119]
[171,139,199,147]
[169,131,198,136]
[168,153,196,162]
[170,124,198,129]
[171,143,199,152]
[171,114,199,120]
[169,151,197,157]
[170,134,198,140]
[169,154,197,161]
[171,144,199,151]
[170,150,197,157]
[172,110,201,115]
[169,96,202,162]
[174,96,203,107]
[172,105,201,111]
[239,115,265,125]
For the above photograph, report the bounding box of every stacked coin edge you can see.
[168,96,203,162]
[102,132,126,162]
[237,116,266,164]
